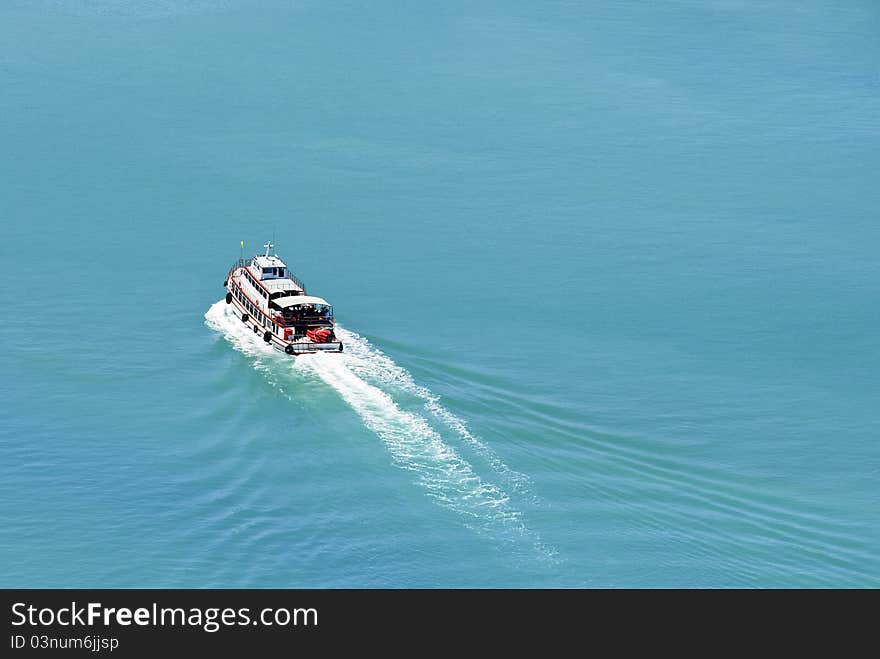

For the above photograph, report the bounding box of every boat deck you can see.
[262,277,305,294]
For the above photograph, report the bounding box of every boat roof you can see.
[253,255,288,268]
[263,278,304,293]
[274,295,330,308]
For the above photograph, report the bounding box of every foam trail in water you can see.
[333,327,532,493]
[296,354,523,530]
[205,301,278,360]
[205,301,555,558]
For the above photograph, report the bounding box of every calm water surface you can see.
[2,0,878,587]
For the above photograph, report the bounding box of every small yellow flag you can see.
[240,240,244,248]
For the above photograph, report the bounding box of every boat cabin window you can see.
[279,303,333,320]
[261,267,286,280]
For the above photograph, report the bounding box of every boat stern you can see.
[284,340,344,355]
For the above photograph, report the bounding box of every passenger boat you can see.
[224,242,343,354]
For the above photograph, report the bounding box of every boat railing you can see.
[276,271,308,294]
[274,268,306,295]
[228,257,250,277]
[286,341,343,354]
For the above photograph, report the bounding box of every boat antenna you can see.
[264,241,274,258]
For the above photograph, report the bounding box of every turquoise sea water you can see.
[2,0,879,587]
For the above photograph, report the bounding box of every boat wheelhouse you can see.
[224,242,343,354]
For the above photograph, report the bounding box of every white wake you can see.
[205,301,554,557]
[332,327,532,494]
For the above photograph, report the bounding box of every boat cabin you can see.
[270,295,334,325]
[251,255,289,280]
